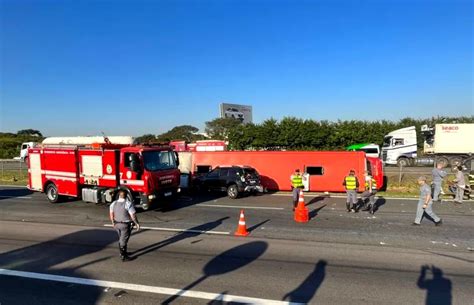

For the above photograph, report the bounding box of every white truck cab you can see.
[382,126,417,166]
[20,142,38,161]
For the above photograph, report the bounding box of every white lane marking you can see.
[0,268,303,305]
[198,204,284,210]
[103,224,230,235]
[268,193,435,201]
[0,196,32,199]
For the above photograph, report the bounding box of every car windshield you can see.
[383,136,392,147]
[142,151,176,171]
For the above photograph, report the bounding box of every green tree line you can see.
[4,116,473,159]
[0,130,44,159]
[226,116,474,151]
[136,116,474,151]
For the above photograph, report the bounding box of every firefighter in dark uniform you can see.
[109,190,140,261]
[343,170,359,212]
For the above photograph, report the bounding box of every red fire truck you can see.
[27,137,181,210]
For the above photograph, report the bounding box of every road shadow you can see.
[247,219,270,232]
[372,196,387,213]
[417,265,452,305]
[141,191,227,214]
[131,217,230,258]
[306,196,326,207]
[310,204,327,219]
[0,229,116,305]
[162,241,268,304]
[260,175,279,191]
[0,187,33,201]
[283,260,327,303]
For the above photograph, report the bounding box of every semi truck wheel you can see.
[397,158,409,167]
[46,183,60,203]
[449,157,463,167]
[227,184,239,199]
[436,157,449,168]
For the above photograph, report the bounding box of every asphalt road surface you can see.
[0,186,473,305]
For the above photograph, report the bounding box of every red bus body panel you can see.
[189,151,382,192]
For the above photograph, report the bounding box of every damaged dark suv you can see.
[194,166,264,199]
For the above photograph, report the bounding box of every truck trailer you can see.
[382,124,474,168]
[27,137,181,210]
[179,151,383,193]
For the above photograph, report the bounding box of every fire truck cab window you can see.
[142,151,176,171]
[124,153,135,168]
[306,166,324,175]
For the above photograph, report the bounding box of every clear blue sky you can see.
[1,0,472,136]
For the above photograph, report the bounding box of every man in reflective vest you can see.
[290,169,305,211]
[361,171,377,214]
[343,170,359,212]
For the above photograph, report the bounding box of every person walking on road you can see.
[343,170,359,212]
[290,169,305,211]
[453,166,466,204]
[361,171,377,214]
[109,190,140,261]
[413,176,442,226]
[432,163,447,202]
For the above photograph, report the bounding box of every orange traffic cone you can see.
[235,210,250,237]
[294,190,309,223]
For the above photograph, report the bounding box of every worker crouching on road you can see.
[343,170,359,212]
[360,171,377,214]
[109,190,140,261]
[290,169,305,211]
[413,176,442,226]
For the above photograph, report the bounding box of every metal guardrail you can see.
[0,160,27,180]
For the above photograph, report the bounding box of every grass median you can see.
[0,170,28,186]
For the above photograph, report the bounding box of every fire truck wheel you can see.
[227,184,239,199]
[46,183,60,203]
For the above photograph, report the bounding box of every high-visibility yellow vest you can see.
[365,177,377,190]
[345,176,357,190]
[291,174,304,188]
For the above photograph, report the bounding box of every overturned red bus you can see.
[179,151,383,193]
